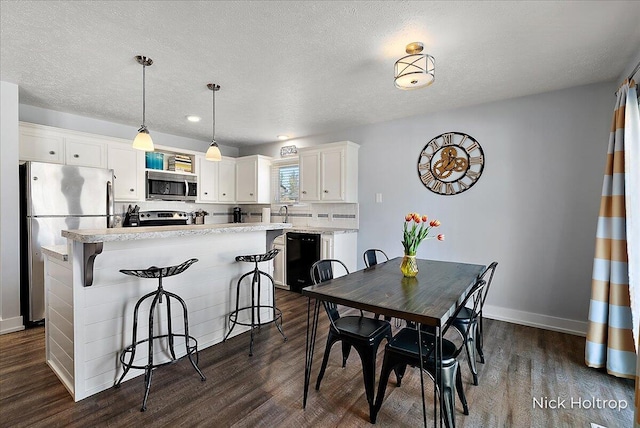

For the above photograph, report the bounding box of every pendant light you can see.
[394,42,435,90]
[205,83,222,161]
[132,55,154,151]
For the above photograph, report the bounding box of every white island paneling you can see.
[44,223,290,401]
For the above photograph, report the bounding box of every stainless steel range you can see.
[138,210,190,227]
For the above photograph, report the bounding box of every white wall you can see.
[19,104,240,157]
[242,81,616,335]
[0,81,24,333]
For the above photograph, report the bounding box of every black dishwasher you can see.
[286,232,321,293]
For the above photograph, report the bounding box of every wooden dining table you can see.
[301,257,485,427]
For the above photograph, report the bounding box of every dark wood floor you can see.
[0,289,634,427]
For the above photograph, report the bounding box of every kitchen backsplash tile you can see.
[114,200,358,228]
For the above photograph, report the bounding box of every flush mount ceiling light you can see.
[205,83,222,162]
[132,55,154,151]
[394,42,435,90]
[186,115,201,122]
[277,135,289,140]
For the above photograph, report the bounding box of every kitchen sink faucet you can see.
[278,205,289,223]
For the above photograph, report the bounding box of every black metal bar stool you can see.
[114,258,205,411]
[224,248,287,356]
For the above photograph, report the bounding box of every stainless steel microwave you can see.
[146,171,197,201]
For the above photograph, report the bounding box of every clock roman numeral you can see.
[459,134,468,146]
[442,133,454,146]
[418,162,431,171]
[465,141,479,153]
[445,183,454,195]
[427,139,441,152]
[421,170,435,185]
[469,156,483,165]
[431,181,443,193]
[466,169,480,180]
[457,180,469,192]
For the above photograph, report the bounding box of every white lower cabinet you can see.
[273,234,286,289]
[322,232,358,276]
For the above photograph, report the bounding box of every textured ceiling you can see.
[1,1,639,148]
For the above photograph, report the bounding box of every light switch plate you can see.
[375,193,383,203]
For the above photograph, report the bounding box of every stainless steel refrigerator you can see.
[20,161,114,323]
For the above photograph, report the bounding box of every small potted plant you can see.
[193,209,209,225]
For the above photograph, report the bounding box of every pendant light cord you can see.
[142,63,146,128]
[211,84,216,143]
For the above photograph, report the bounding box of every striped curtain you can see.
[585,79,638,379]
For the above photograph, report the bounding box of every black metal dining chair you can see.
[310,259,393,420]
[451,261,498,385]
[363,248,389,268]
[372,279,487,428]
[362,249,397,325]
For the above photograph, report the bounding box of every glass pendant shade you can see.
[133,126,154,151]
[205,141,222,161]
[394,43,435,90]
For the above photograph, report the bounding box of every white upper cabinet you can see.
[299,141,359,203]
[19,123,65,164]
[65,136,108,168]
[20,122,107,169]
[299,151,321,201]
[108,143,145,201]
[235,155,272,203]
[218,157,236,202]
[196,155,219,203]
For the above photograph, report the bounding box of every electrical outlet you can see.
[375,193,383,203]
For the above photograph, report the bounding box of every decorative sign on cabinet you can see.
[298,141,359,203]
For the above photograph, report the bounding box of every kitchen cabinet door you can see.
[197,155,218,202]
[108,144,144,201]
[320,148,344,201]
[321,234,334,260]
[19,123,65,164]
[272,235,286,288]
[235,155,272,203]
[299,151,320,202]
[218,158,236,202]
[298,141,359,203]
[65,137,108,168]
[236,157,257,202]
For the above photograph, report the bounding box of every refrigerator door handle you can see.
[107,180,114,228]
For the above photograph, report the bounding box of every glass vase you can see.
[400,254,419,277]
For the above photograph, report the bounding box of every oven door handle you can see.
[185,179,189,198]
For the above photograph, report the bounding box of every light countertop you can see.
[285,227,358,234]
[41,245,69,262]
[61,222,292,243]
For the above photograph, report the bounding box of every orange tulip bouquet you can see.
[400,212,444,276]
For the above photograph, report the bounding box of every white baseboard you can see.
[483,304,587,337]
[0,316,25,335]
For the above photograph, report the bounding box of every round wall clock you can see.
[417,132,484,195]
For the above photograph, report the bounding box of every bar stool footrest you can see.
[228,305,284,328]
[118,334,200,371]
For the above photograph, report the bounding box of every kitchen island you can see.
[43,223,291,401]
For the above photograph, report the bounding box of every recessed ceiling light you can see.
[277,135,289,140]
[186,115,201,122]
